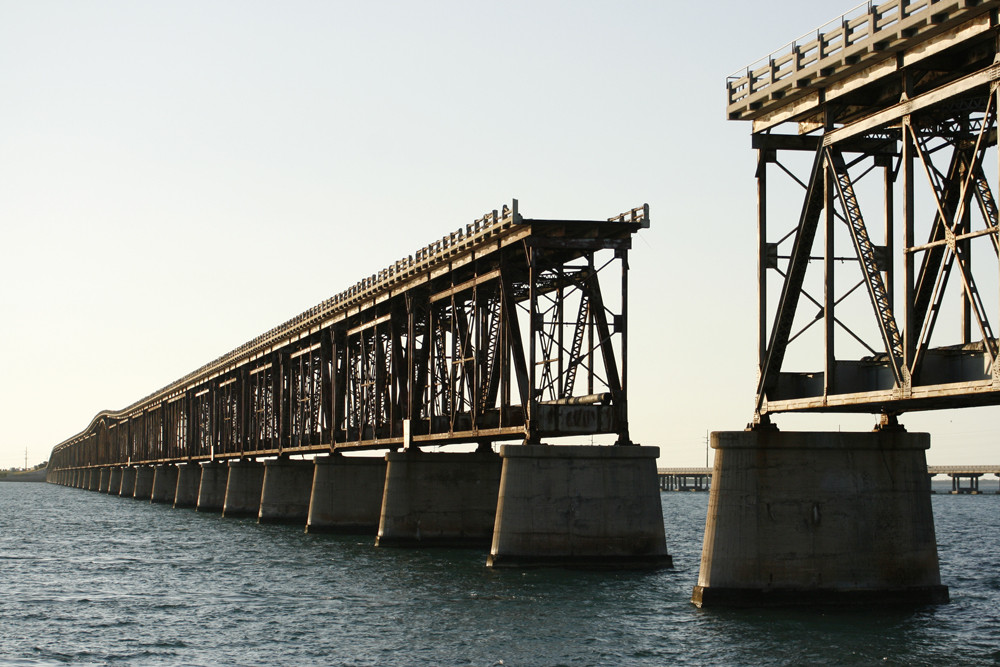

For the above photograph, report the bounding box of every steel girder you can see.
[48,204,648,472]
[754,71,1000,421]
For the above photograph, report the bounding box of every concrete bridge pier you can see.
[107,466,122,494]
[173,463,201,508]
[196,461,228,512]
[120,466,137,497]
[151,464,178,504]
[487,445,671,569]
[306,454,387,534]
[98,467,110,492]
[258,458,314,524]
[376,450,502,548]
[222,459,266,518]
[133,465,155,500]
[85,468,99,491]
[692,429,950,608]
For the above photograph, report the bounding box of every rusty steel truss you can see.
[48,202,649,472]
[730,0,1000,421]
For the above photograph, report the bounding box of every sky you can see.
[2,0,998,469]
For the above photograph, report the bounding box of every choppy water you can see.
[1,481,998,666]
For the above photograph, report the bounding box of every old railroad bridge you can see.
[48,0,1000,606]
[46,201,671,568]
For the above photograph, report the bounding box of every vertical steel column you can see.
[527,242,539,444]
[618,245,631,445]
[884,155,894,314]
[903,115,917,375]
[757,149,768,373]
[824,146,836,396]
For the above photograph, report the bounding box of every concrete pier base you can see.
[133,466,154,500]
[691,430,949,608]
[120,466,137,497]
[87,469,100,491]
[98,467,110,492]
[258,459,314,524]
[196,461,228,512]
[222,460,265,518]
[151,464,178,504]
[107,467,122,495]
[487,445,671,569]
[306,455,387,534]
[376,450,502,548]
[173,463,201,508]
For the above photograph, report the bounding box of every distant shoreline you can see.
[0,469,47,483]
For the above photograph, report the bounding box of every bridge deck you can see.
[728,0,1000,130]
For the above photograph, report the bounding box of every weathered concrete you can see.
[98,467,110,492]
[222,460,266,518]
[151,464,178,504]
[488,445,671,569]
[87,468,101,491]
[377,450,502,548]
[173,463,201,508]
[692,430,949,607]
[258,458,314,524]
[196,461,228,512]
[306,455,387,534]
[107,466,122,494]
[120,466,137,497]
[133,466,155,500]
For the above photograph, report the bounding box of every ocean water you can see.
[1,481,998,666]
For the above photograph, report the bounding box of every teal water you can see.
[0,481,998,666]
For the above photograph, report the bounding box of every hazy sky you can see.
[2,0,997,469]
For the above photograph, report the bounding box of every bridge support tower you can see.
[692,429,948,607]
[174,463,200,508]
[223,460,265,518]
[151,464,178,504]
[488,445,670,568]
[133,466,154,500]
[376,450,502,547]
[306,455,387,534]
[107,466,122,495]
[196,461,228,512]
[120,466,136,497]
[258,458,314,524]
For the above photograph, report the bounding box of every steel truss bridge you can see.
[48,202,648,472]
[728,0,1000,421]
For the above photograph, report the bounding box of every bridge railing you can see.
[726,0,996,119]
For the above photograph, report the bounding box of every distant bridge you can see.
[658,465,1000,493]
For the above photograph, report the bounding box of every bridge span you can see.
[46,202,671,568]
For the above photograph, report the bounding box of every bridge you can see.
[695,0,1000,607]
[929,465,1000,493]
[46,201,672,568]
[657,465,1000,493]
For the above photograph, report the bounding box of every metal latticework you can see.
[48,202,648,473]
[740,0,1000,422]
